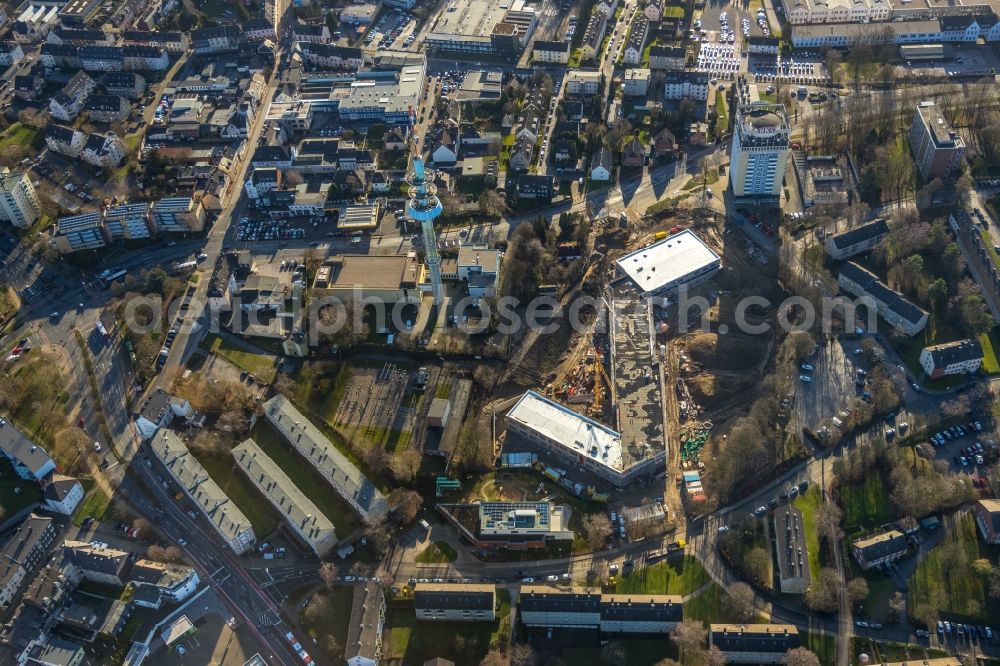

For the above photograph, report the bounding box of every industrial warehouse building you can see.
[261,395,388,522]
[505,390,664,487]
[614,229,721,297]
[149,430,257,555]
[232,439,338,556]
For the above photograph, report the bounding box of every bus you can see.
[99,268,127,287]
[169,260,197,276]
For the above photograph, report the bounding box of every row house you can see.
[292,22,330,43]
[40,42,81,69]
[85,95,130,123]
[102,71,147,98]
[14,74,44,101]
[623,15,649,65]
[299,42,365,70]
[122,29,188,53]
[648,44,685,70]
[191,25,244,53]
[0,41,24,66]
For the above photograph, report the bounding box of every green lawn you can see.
[386,589,511,663]
[839,470,894,540]
[0,286,19,323]
[0,123,39,152]
[909,512,999,622]
[895,312,969,391]
[414,541,458,564]
[73,480,111,526]
[248,420,361,538]
[859,569,900,624]
[802,631,837,665]
[195,453,280,537]
[792,487,823,577]
[0,467,42,522]
[980,330,1000,375]
[715,90,729,137]
[684,582,766,626]
[562,641,676,666]
[206,334,278,383]
[606,555,709,596]
[662,5,685,18]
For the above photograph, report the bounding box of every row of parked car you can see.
[929,420,984,446]
[938,620,995,641]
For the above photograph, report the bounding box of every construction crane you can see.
[592,348,613,417]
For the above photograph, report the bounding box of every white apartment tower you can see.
[0,169,42,229]
[729,103,790,200]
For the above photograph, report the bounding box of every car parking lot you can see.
[235,217,308,242]
[364,10,416,50]
[927,420,997,475]
[749,54,829,83]
[695,43,741,76]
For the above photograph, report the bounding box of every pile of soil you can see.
[684,332,767,372]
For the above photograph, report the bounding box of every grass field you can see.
[793,486,823,575]
[980,330,1000,375]
[803,631,836,664]
[414,541,457,564]
[206,334,278,383]
[562,640,676,666]
[606,555,709,595]
[0,468,42,522]
[248,420,361,538]
[0,123,39,152]
[73,479,111,526]
[715,90,729,136]
[386,590,511,663]
[0,286,18,323]
[909,512,998,621]
[662,5,685,18]
[195,453,280,537]
[839,470,894,540]
[684,582,766,626]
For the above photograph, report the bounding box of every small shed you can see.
[428,398,451,428]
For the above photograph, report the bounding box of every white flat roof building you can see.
[149,429,257,555]
[233,439,338,557]
[506,390,661,486]
[615,229,721,296]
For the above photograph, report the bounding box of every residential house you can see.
[14,75,44,101]
[292,23,330,43]
[431,125,459,164]
[710,625,800,664]
[623,68,651,96]
[663,72,708,101]
[507,137,533,172]
[40,42,81,69]
[689,122,709,146]
[0,41,24,66]
[122,44,169,71]
[0,515,57,610]
[26,639,86,666]
[78,45,123,72]
[102,71,146,98]
[42,475,84,515]
[653,128,677,159]
[552,139,578,166]
[919,339,984,378]
[245,168,283,200]
[0,169,42,230]
[973,499,1000,544]
[622,138,647,168]
[591,146,613,181]
[134,387,192,440]
[45,124,86,158]
[62,541,132,586]
[851,530,910,570]
[561,99,584,122]
[519,586,683,633]
[85,95,129,123]
[513,174,554,203]
[251,145,295,170]
[824,219,889,260]
[581,9,609,61]
[0,419,56,482]
[122,30,189,53]
[49,71,96,122]
[533,40,571,63]
[384,126,409,151]
[648,44,685,70]
[623,16,650,65]
[345,582,385,666]
[81,132,126,168]
[300,43,365,70]
[191,25,243,54]
[645,0,663,21]
[566,70,601,95]
[414,584,497,622]
[837,261,929,336]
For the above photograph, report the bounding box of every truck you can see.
[667,539,687,553]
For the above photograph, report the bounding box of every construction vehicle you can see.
[654,230,668,240]
[586,486,610,503]
[592,348,613,417]
[667,539,686,553]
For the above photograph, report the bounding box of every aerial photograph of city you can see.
[1,0,1000,662]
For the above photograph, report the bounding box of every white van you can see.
[418,519,430,532]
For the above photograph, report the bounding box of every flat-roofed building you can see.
[414,583,496,621]
[151,197,206,234]
[49,212,108,254]
[730,103,790,199]
[532,40,570,63]
[824,219,889,260]
[232,439,338,556]
[338,203,380,231]
[565,70,601,95]
[149,429,257,554]
[910,100,966,180]
[615,229,720,297]
[519,586,682,633]
[261,394,388,522]
[437,500,574,550]
[346,581,385,666]
[337,53,427,124]
[424,0,535,58]
[710,624,800,663]
[506,390,666,486]
[851,530,909,570]
[0,169,41,229]
[58,0,101,24]
[790,18,945,46]
[311,253,424,304]
[837,261,928,336]
[103,203,155,241]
